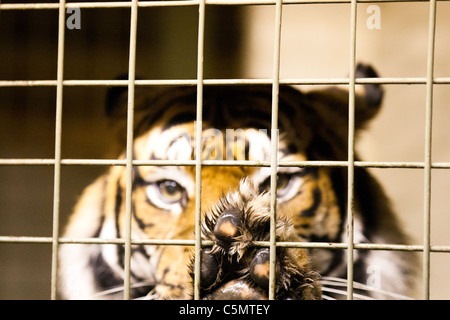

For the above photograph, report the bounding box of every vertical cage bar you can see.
[268,0,283,301]
[50,0,66,300]
[346,0,358,300]
[123,0,139,300]
[422,0,437,301]
[193,0,206,301]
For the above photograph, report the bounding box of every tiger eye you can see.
[276,174,290,190]
[159,180,183,202]
[259,174,291,193]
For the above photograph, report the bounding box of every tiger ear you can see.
[105,75,152,152]
[105,74,157,134]
[105,74,133,120]
[354,63,384,125]
[305,63,384,133]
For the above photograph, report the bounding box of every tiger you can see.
[58,63,417,300]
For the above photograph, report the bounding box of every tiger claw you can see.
[250,248,271,289]
[200,249,220,289]
[213,208,242,248]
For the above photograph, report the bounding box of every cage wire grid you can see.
[0,0,449,300]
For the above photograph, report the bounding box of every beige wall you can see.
[243,2,450,299]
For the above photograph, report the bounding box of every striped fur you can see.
[58,64,417,300]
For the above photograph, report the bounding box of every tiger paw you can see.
[194,180,321,300]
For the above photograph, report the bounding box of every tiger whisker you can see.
[92,281,155,299]
[134,288,159,300]
[320,276,414,300]
[91,277,413,300]
[320,286,375,300]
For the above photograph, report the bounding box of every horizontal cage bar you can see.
[1,158,450,169]
[1,77,450,87]
[1,236,450,253]
[1,0,450,10]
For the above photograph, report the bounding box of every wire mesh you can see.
[49,0,67,300]
[0,0,447,300]
[193,0,206,300]
[422,0,437,300]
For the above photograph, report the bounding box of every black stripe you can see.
[91,251,154,299]
[113,181,155,297]
[91,252,123,294]
[92,215,105,238]
[132,244,152,262]
[300,187,322,217]
[133,194,164,229]
[163,111,196,130]
[92,178,108,238]
[114,181,125,269]
[245,139,250,160]
[298,167,318,178]
[114,181,123,239]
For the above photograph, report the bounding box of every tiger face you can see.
[58,64,417,300]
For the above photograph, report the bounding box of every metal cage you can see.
[1,0,449,300]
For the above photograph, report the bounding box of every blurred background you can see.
[0,0,449,299]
